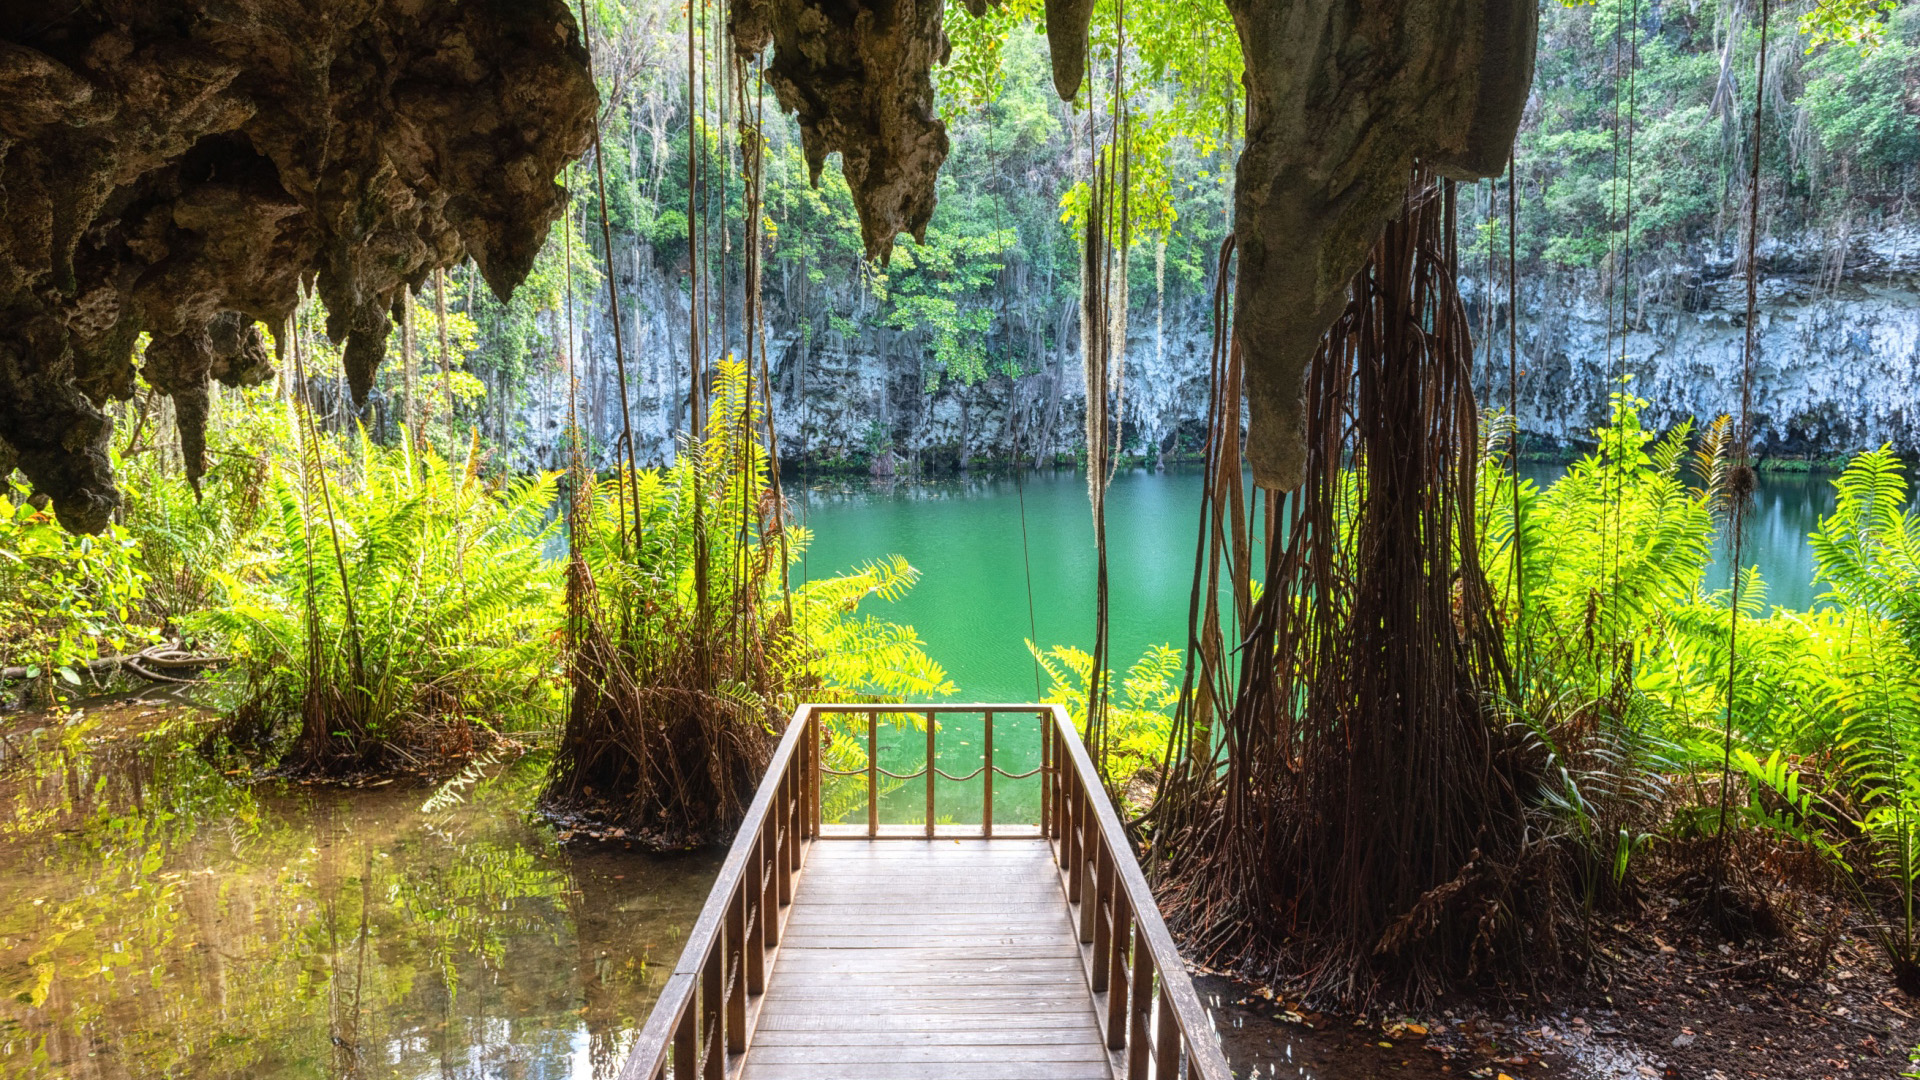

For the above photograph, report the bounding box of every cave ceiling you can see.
[0,0,1533,533]
[0,0,597,532]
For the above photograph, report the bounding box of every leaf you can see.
[22,961,54,1008]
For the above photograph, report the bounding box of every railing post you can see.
[1090,843,1113,991]
[726,888,746,1054]
[983,710,994,838]
[761,813,781,948]
[673,1007,698,1080]
[1064,768,1082,903]
[1040,711,1052,839]
[1126,923,1153,1080]
[701,944,723,1080]
[776,773,794,907]
[924,709,936,838]
[866,709,878,837]
[1105,888,1132,1050]
[746,832,766,994]
[1078,834,1099,945]
[808,709,821,837]
[1156,983,1182,1079]
[785,755,801,878]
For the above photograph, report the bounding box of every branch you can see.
[1,641,228,684]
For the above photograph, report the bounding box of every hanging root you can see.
[1161,169,1555,1009]
[541,507,787,845]
[543,357,800,849]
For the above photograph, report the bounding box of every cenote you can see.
[796,463,1841,704]
[0,466,1842,1078]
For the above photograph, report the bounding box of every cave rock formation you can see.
[6,0,1538,531]
[730,0,1536,490]
[0,0,596,531]
[731,0,950,262]
[1226,0,1538,489]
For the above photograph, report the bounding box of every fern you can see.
[548,358,950,843]
[1027,641,1181,789]
[193,419,563,772]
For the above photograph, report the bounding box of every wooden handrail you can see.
[617,705,817,1080]
[1043,703,1233,1080]
[615,702,1229,1080]
[817,705,1049,837]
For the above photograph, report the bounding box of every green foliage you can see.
[798,554,955,699]
[198,414,563,768]
[1510,0,1920,281]
[1474,394,1920,964]
[883,224,1016,386]
[0,492,152,690]
[941,0,1046,111]
[1496,384,1718,694]
[1810,445,1920,655]
[575,359,951,705]
[552,358,950,839]
[1803,0,1901,52]
[120,386,285,620]
[1801,450,1920,958]
[1803,7,1920,179]
[1029,641,1180,788]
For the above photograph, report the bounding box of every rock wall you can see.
[516,246,1217,473]
[0,0,596,531]
[525,224,1920,474]
[1473,226,1920,457]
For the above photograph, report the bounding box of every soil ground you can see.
[1205,863,1915,1079]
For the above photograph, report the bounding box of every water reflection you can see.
[0,707,718,1079]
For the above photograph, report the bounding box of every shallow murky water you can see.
[0,703,718,1080]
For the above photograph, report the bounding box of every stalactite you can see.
[0,1,595,531]
[1222,0,1536,490]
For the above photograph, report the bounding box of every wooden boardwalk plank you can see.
[739,839,1109,1080]
[733,1060,1105,1076]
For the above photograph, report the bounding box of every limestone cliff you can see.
[526,223,1920,473]
[1471,226,1920,457]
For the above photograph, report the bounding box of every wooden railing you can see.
[1044,704,1233,1080]
[616,702,1230,1080]
[616,705,817,1080]
[810,702,1052,837]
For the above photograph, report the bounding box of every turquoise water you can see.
[798,465,1838,706]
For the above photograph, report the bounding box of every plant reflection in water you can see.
[0,705,717,1079]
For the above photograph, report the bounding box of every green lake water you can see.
[794,464,1837,830]
[796,465,1840,705]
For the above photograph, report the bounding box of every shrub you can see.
[198,411,562,775]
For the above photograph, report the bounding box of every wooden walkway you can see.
[618,704,1231,1080]
[747,840,1109,1080]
